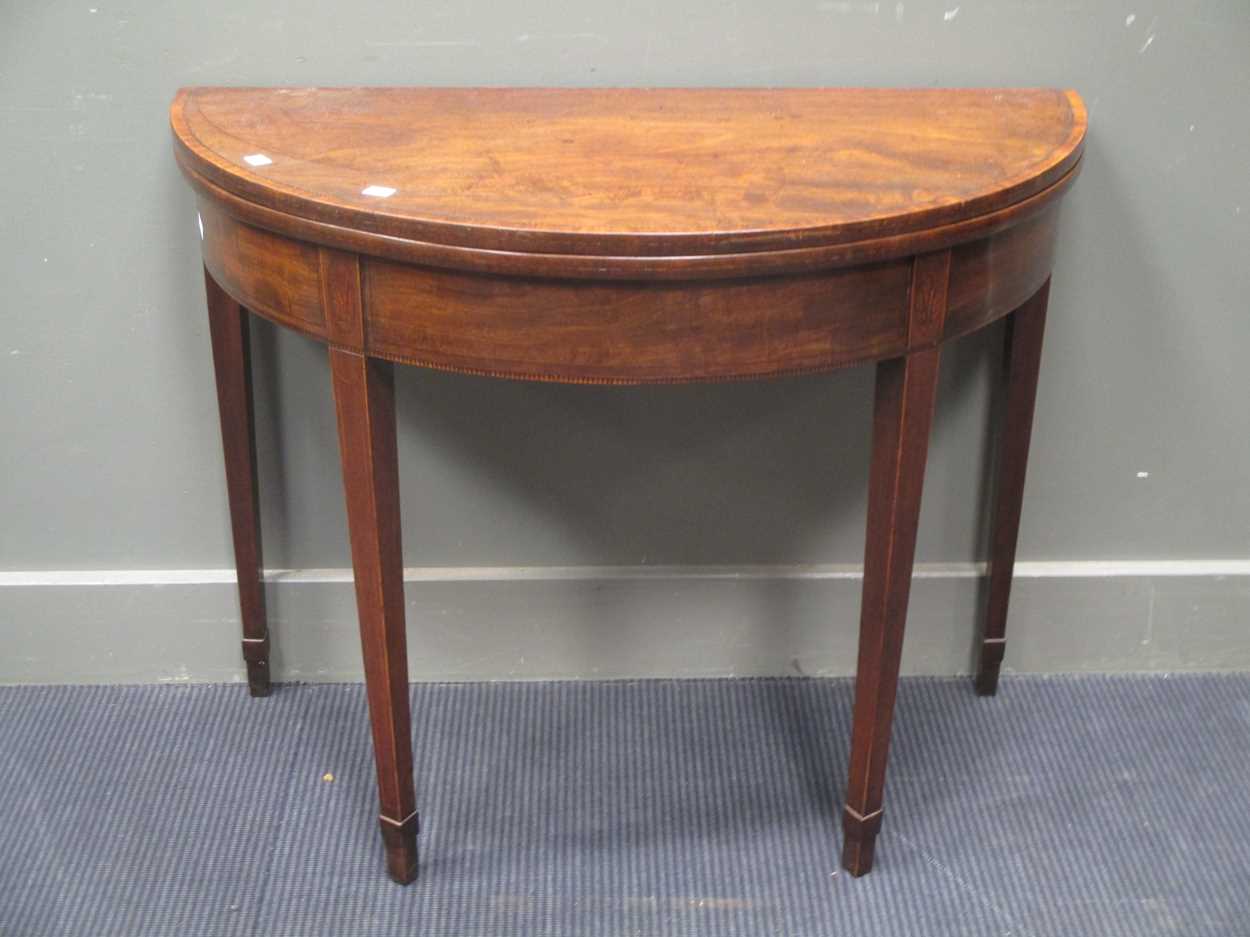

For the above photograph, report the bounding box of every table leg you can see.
[974,279,1050,696]
[842,347,942,876]
[328,349,419,885]
[203,267,270,697]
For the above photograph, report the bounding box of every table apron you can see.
[196,196,1061,383]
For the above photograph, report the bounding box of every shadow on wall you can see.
[246,302,992,678]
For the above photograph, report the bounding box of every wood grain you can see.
[329,349,419,884]
[199,198,325,337]
[319,247,365,349]
[364,258,912,383]
[172,87,1085,259]
[203,269,270,697]
[842,252,949,876]
[190,186,1066,384]
[181,157,1078,281]
[975,280,1051,696]
[945,203,1059,343]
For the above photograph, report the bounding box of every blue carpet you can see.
[1,675,1248,936]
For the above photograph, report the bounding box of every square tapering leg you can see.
[842,348,942,876]
[975,279,1050,696]
[204,268,271,697]
[329,349,419,885]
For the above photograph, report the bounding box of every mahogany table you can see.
[171,86,1085,884]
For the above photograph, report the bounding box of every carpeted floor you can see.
[1,675,1247,936]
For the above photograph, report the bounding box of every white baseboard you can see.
[4,558,1250,587]
[2,562,1247,684]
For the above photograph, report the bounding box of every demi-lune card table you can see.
[170,86,1085,884]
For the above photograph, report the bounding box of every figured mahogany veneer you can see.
[172,86,1084,885]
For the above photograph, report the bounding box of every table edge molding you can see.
[180,153,1081,283]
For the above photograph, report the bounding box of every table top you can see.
[171,87,1085,260]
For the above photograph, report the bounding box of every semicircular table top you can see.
[171,86,1086,260]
